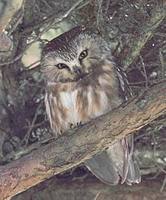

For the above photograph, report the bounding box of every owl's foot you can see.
[76,122,83,127]
[69,122,83,130]
[69,123,75,129]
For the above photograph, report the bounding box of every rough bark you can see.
[0,81,165,200]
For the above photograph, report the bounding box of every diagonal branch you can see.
[119,4,166,70]
[0,81,166,200]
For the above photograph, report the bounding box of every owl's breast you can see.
[46,66,123,136]
[45,88,78,135]
[59,86,111,127]
[59,90,78,123]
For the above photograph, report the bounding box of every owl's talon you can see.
[77,122,83,127]
[70,123,74,129]
[69,122,82,130]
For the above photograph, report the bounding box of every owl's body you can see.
[42,27,141,185]
[45,62,122,135]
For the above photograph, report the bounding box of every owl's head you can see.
[41,27,112,83]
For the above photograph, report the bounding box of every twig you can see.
[94,192,101,200]
[139,55,149,88]
[0,53,23,66]
[26,60,40,69]
[159,48,165,79]
[21,102,42,146]
[23,120,46,130]
[105,0,111,15]
[96,0,104,27]
[129,78,166,87]
[75,0,91,10]
[160,175,166,192]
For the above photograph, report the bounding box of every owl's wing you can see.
[85,66,141,185]
[85,136,141,185]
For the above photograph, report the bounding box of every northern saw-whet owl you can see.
[41,26,141,185]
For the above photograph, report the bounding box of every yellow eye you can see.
[79,49,88,61]
[56,63,69,70]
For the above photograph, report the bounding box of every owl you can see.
[41,27,141,185]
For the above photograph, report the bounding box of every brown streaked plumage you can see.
[41,26,141,185]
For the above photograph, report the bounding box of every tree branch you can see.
[0,82,165,200]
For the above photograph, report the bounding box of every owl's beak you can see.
[73,66,83,75]
[73,66,86,80]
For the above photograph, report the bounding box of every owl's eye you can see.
[56,63,69,70]
[79,49,88,61]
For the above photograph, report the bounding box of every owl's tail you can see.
[85,136,141,185]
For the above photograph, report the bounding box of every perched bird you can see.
[41,26,141,185]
